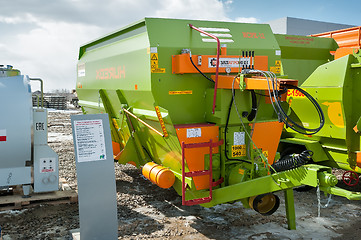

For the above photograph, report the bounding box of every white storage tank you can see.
[0,65,33,187]
[0,65,59,195]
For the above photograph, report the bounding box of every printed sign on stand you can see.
[71,114,118,240]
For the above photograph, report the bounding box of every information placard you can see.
[71,114,118,240]
[73,119,106,162]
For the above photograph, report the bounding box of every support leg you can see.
[284,188,296,230]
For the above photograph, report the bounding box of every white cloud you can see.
[0,0,258,91]
[154,0,228,21]
[234,17,259,23]
[1,15,103,91]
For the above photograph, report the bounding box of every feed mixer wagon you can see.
[278,26,361,187]
[76,18,361,229]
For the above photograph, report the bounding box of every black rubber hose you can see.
[274,84,325,135]
[271,150,313,173]
[189,55,214,83]
[247,90,257,121]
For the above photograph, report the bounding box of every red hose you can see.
[189,24,220,114]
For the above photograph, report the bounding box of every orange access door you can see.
[251,121,284,165]
[175,124,219,190]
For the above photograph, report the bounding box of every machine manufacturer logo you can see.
[96,66,125,80]
[242,32,265,39]
[208,57,250,68]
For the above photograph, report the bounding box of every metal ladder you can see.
[181,139,224,206]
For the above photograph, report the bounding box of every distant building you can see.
[267,17,355,36]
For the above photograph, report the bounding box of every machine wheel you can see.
[342,171,359,186]
[249,193,280,216]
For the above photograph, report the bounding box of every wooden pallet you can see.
[0,178,78,211]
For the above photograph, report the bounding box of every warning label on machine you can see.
[77,63,85,77]
[234,132,245,145]
[169,90,192,95]
[150,52,165,73]
[0,129,6,141]
[187,128,201,138]
[232,145,246,157]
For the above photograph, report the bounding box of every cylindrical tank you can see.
[0,65,21,77]
[142,162,175,189]
[0,69,33,186]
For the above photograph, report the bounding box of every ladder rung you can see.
[184,170,210,177]
[184,197,212,206]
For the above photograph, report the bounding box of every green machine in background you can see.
[76,18,361,229]
[280,52,361,176]
[274,33,338,84]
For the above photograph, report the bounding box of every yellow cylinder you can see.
[142,162,175,189]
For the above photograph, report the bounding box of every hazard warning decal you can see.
[150,47,165,73]
[0,129,6,142]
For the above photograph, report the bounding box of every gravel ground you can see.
[1,109,361,239]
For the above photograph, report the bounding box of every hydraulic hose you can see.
[247,90,257,121]
[271,150,313,173]
[189,55,214,83]
[279,84,325,135]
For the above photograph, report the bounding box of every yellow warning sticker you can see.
[150,53,165,73]
[262,150,269,159]
[168,90,193,95]
[151,68,166,73]
[275,60,281,66]
[232,145,246,157]
[155,106,168,137]
[151,53,158,61]
[151,60,158,68]
[238,168,245,175]
[270,66,281,74]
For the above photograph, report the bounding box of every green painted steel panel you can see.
[275,34,338,83]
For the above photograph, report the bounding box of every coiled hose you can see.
[271,150,313,173]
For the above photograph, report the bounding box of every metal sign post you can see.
[71,114,118,240]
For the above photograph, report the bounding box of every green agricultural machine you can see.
[277,26,361,186]
[76,18,361,229]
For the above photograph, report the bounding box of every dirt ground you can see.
[1,109,361,239]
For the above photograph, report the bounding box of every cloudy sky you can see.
[0,0,359,91]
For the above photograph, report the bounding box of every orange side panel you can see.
[175,124,219,190]
[312,26,361,49]
[251,121,284,165]
[254,56,268,71]
[172,54,268,74]
[215,76,298,90]
[335,47,360,59]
